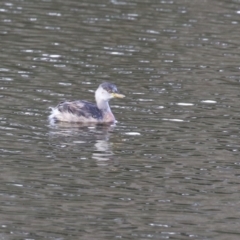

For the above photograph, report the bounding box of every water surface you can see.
[1,0,240,239]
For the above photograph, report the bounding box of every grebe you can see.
[49,82,125,124]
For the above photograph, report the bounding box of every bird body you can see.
[49,82,124,124]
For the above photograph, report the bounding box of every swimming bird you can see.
[49,82,125,124]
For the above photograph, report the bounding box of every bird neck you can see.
[96,99,111,112]
[96,99,116,122]
[95,87,111,112]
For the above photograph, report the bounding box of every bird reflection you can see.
[92,139,113,163]
[48,122,115,165]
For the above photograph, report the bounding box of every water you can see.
[1,0,240,239]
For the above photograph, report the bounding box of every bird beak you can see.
[111,93,125,98]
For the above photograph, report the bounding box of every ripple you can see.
[176,103,194,106]
[201,100,217,104]
[162,118,185,122]
[124,132,141,136]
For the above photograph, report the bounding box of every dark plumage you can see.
[101,82,118,93]
[57,100,103,119]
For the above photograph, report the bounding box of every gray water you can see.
[1,0,240,239]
